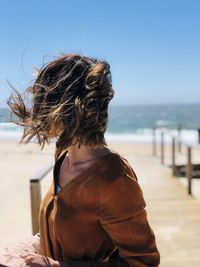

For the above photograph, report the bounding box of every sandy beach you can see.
[1,140,200,266]
[0,140,155,248]
[0,141,54,248]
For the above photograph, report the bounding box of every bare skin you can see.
[58,138,114,188]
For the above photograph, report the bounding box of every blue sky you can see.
[0,0,200,107]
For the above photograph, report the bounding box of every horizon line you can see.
[0,102,200,109]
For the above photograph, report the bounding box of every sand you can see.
[0,141,54,247]
[0,141,154,248]
[1,140,200,266]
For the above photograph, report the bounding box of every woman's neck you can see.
[66,140,111,169]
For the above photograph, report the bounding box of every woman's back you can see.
[39,150,160,266]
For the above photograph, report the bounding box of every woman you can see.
[7,53,160,267]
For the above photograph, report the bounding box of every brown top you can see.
[39,150,160,267]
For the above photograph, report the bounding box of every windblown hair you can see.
[7,53,115,160]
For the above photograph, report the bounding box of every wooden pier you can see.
[27,127,200,266]
[1,139,200,266]
[116,143,200,267]
[28,140,200,266]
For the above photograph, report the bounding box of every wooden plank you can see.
[172,136,176,176]
[198,128,200,144]
[30,159,54,182]
[186,146,192,195]
[177,124,182,153]
[30,181,42,235]
[161,131,164,164]
[153,127,156,156]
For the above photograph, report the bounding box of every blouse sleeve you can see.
[96,174,160,267]
[58,174,160,267]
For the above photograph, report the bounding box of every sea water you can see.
[0,103,200,143]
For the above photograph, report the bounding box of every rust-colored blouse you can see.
[39,150,160,267]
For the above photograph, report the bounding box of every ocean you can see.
[0,103,200,143]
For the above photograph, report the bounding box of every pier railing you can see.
[153,124,200,195]
[29,126,200,234]
[30,158,54,235]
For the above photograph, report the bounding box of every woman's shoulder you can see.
[98,149,138,184]
[97,150,146,216]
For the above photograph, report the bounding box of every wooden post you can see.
[153,127,156,156]
[177,124,182,152]
[161,131,164,164]
[30,180,42,235]
[186,146,192,195]
[172,136,176,175]
[198,129,200,144]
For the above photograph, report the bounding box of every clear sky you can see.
[0,0,200,107]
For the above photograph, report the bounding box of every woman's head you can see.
[7,53,114,159]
